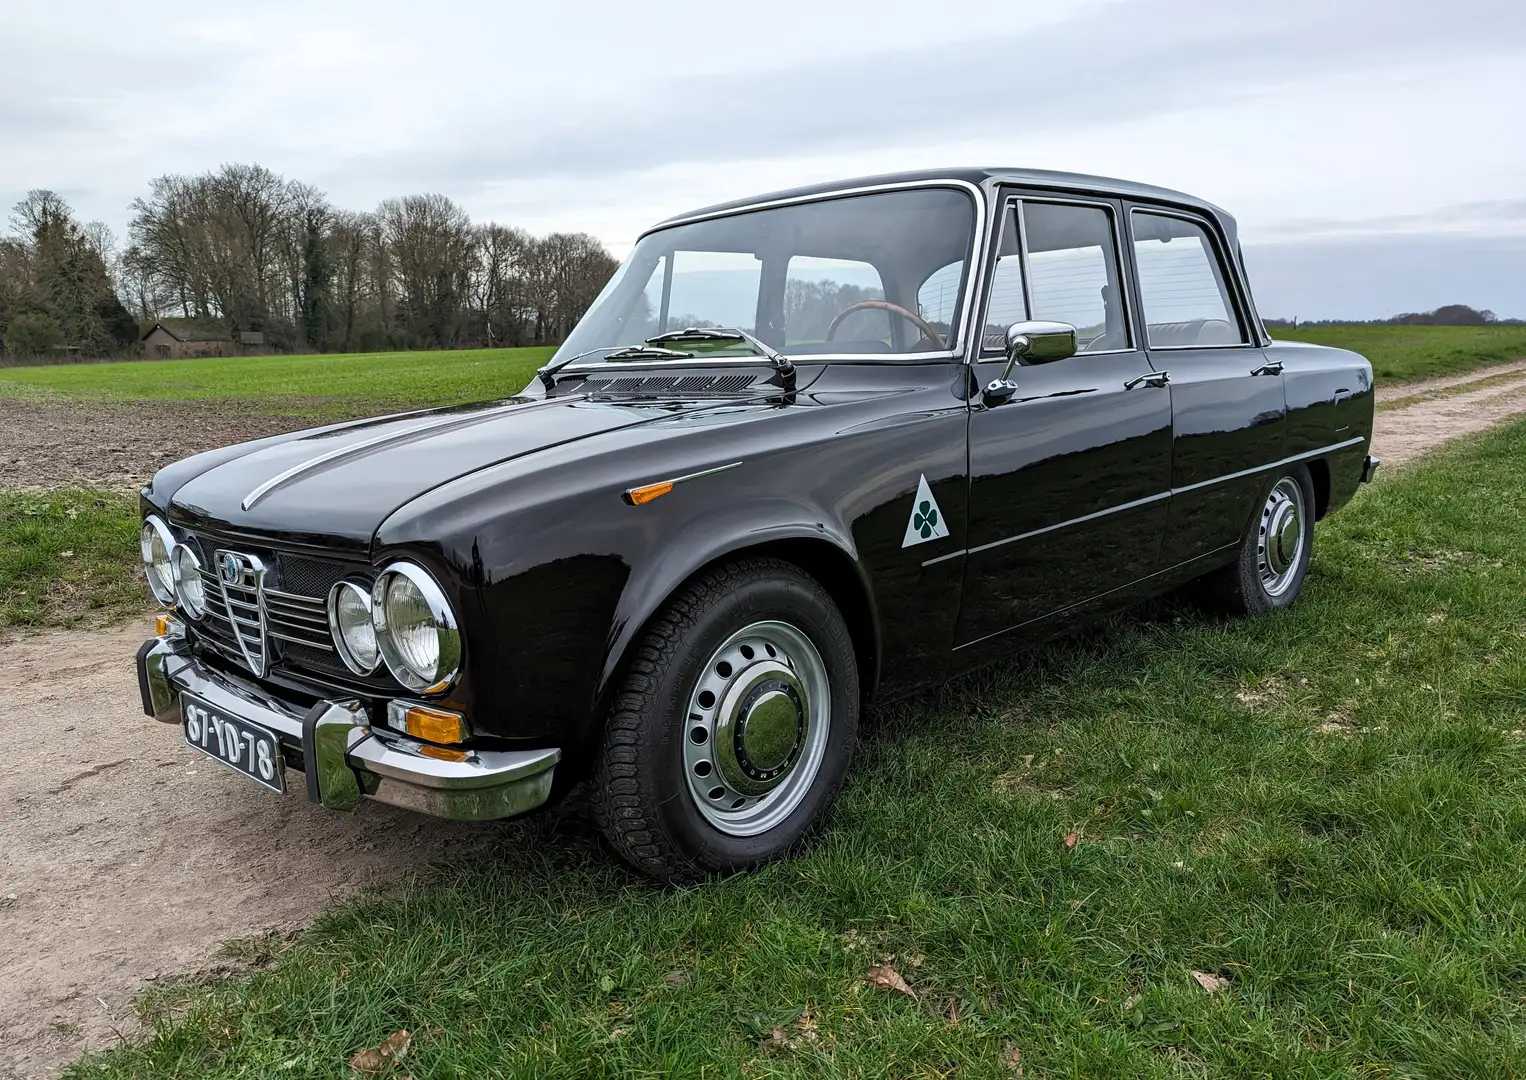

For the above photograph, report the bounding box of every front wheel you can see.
[591,558,859,882]
[1206,466,1316,616]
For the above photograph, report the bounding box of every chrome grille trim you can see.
[212,550,269,677]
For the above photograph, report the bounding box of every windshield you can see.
[555,187,977,363]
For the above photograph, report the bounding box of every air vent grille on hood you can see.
[579,373,760,399]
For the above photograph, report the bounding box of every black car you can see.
[137,168,1378,881]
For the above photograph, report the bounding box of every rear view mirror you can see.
[1005,320,1077,365]
[982,321,1078,407]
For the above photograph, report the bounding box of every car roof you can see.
[656,167,1237,239]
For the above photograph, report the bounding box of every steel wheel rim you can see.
[1257,477,1306,597]
[682,619,831,837]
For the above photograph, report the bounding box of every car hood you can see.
[158,394,725,551]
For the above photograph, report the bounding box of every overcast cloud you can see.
[3,0,1522,319]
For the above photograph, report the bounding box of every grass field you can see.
[0,346,555,414]
[1272,324,1526,383]
[0,327,1522,417]
[68,419,1526,1078]
[0,490,142,632]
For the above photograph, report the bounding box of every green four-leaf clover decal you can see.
[914,500,939,538]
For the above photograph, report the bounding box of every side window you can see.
[666,250,762,333]
[1022,202,1129,352]
[917,261,961,340]
[1131,212,1247,347]
[784,256,887,346]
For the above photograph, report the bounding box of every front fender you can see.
[594,499,875,708]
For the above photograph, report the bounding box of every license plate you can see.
[182,692,286,793]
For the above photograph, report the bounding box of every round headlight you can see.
[371,562,461,693]
[171,544,207,619]
[328,579,380,674]
[140,516,176,605]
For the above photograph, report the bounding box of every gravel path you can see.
[1,360,1523,1078]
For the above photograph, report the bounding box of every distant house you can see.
[140,319,275,359]
[142,319,234,359]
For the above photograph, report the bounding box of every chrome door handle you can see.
[1124,371,1170,390]
[1250,360,1284,377]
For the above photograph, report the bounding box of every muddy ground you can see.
[2,359,1525,1078]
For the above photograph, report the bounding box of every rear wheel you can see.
[591,558,859,882]
[1207,466,1316,616]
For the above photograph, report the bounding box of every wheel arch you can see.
[1305,457,1332,519]
[593,528,882,736]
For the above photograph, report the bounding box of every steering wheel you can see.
[824,300,945,350]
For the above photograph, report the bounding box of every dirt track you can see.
[2,360,1525,1078]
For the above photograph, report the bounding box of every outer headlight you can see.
[140,516,176,606]
[171,543,208,619]
[371,562,461,693]
[328,579,381,675]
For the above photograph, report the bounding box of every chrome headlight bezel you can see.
[170,543,208,619]
[371,561,461,694]
[140,515,177,606]
[327,578,382,675]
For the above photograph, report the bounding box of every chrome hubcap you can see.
[1257,477,1306,596]
[683,620,831,837]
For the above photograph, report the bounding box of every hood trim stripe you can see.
[240,399,557,511]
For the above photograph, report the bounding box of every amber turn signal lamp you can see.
[387,701,469,744]
[416,743,470,762]
[623,480,674,506]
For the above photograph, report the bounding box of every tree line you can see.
[1,163,621,360]
[1265,305,1522,328]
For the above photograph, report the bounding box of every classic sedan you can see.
[136,168,1377,881]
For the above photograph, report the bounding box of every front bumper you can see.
[1361,455,1381,483]
[137,633,560,821]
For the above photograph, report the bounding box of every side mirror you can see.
[982,320,1078,406]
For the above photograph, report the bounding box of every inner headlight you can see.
[371,562,461,693]
[171,543,207,619]
[140,516,176,606]
[328,579,380,674]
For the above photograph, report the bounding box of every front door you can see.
[1125,207,1287,565]
[956,195,1173,648]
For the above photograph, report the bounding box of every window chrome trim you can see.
[630,179,989,362]
[976,192,1137,359]
[921,435,1367,568]
[1127,205,1256,351]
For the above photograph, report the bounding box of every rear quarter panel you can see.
[1267,339,1373,516]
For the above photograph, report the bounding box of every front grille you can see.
[180,532,381,687]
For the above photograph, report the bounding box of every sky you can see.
[3,0,1523,320]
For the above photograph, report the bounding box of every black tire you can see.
[1206,465,1316,617]
[591,557,859,883]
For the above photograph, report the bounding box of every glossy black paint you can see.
[141,168,1376,797]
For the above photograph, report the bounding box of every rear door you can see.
[1126,206,1286,566]
[956,194,1173,647]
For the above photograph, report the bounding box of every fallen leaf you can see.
[866,965,916,999]
[349,1030,411,1075]
[760,1027,789,1052]
[1006,1044,1024,1076]
[1063,831,1078,849]
[59,550,74,558]
[1191,970,1230,993]
[609,1026,631,1041]
[664,970,690,987]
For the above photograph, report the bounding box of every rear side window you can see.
[1131,212,1247,348]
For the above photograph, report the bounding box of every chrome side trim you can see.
[635,179,989,361]
[923,435,1367,568]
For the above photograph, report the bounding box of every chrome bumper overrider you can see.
[136,635,560,821]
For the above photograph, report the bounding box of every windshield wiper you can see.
[647,327,796,391]
[602,345,698,361]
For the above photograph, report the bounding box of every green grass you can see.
[69,421,1526,1078]
[2,327,1523,418]
[1273,324,1526,384]
[0,347,555,413]
[0,489,144,632]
